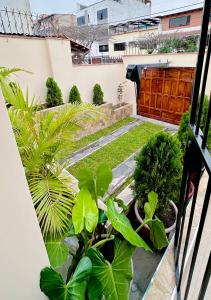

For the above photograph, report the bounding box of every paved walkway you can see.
[66,119,142,168]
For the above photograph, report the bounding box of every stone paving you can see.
[66,119,142,168]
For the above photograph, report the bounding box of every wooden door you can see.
[137,67,195,124]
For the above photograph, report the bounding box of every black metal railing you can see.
[174,0,211,299]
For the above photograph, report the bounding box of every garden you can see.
[0,67,209,299]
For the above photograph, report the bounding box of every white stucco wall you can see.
[0,91,49,300]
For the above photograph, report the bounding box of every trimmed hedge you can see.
[134,132,182,214]
[46,77,63,108]
[69,85,82,105]
[93,84,104,105]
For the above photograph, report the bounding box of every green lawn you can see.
[70,117,135,155]
[68,122,163,178]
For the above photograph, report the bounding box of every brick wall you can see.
[161,9,203,31]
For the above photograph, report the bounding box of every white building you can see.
[0,0,32,34]
[76,0,151,55]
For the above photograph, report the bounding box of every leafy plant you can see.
[177,111,192,154]
[40,164,168,300]
[40,257,92,300]
[46,77,63,108]
[93,83,104,105]
[0,69,98,238]
[87,239,135,300]
[134,132,182,214]
[69,85,82,105]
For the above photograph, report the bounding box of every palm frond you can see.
[29,171,74,238]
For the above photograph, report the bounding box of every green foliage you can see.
[177,111,192,154]
[158,35,198,53]
[87,239,135,300]
[106,198,151,250]
[143,192,168,250]
[0,71,97,239]
[134,132,182,214]
[45,240,69,268]
[72,189,98,234]
[93,83,104,105]
[78,163,112,201]
[69,85,82,105]
[40,257,92,300]
[46,77,63,108]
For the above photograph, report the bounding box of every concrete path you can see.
[66,119,142,168]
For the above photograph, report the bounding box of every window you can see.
[169,15,191,28]
[77,16,85,26]
[99,44,109,52]
[114,42,126,51]
[97,8,108,21]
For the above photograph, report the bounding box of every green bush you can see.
[46,77,63,108]
[93,83,104,105]
[177,112,193,154]
[69,85,82,105]
[134,132,182,214]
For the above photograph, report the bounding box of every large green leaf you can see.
[72,189,98,234]
[148,219,169,250]
[78,164,112,200]
[96,163,112,197]
[144,191,158,221]
[106,198,151,251]
[144,192,168,250]
[40,257,92,300]
[87,239,135,300]
[45,240,69,268]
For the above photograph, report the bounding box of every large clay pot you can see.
[134,200,178,235]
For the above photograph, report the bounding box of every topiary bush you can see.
[134,132,182,214]
[93,83,104,105]
[69,85,82,105]
[46,77,63,108]
[177,111,193,154]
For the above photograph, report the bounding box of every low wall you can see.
[75,102,133,139]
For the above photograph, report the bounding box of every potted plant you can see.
[133,132,182,236]
[40,164,168,300]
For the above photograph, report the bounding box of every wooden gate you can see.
[137,67,195,124]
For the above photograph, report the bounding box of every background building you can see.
[76,0,151,55]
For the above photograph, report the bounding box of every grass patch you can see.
[68,122,163,178]
[70,117,135,154]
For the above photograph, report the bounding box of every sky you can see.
[30,0,203,15]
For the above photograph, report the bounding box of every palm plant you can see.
[0,67,98,238]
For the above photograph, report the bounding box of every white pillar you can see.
[0,97,49,300]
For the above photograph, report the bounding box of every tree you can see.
[69,85,82,104]
[46,77,63,108]
[93,84,104,105]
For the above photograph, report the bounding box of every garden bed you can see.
[68,122,163,178]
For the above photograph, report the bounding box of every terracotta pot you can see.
[134,200,178,234]
[188,181,195,201]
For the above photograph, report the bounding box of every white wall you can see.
[0,94,49,300]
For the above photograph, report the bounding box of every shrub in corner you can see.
[46,77,63,108]
[134,132,182,214]
[93,83,104,105]
[69,85,82,105]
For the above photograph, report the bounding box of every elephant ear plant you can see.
[40,164,168,300]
